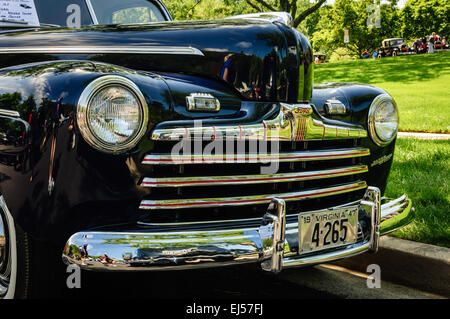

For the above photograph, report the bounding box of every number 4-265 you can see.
[311,219,348,247]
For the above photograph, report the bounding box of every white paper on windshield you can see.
[0,0,40,26]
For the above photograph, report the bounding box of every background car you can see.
[379,38,410,56]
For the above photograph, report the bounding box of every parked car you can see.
[379,38,410,56]
[0,0,414,299]
[314,54,328,63]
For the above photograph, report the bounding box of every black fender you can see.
[311,82,397,194]
[0,60,177,244]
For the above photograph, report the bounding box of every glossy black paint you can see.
[0,19,312,104]
[0,20,395,246]
[311,82,396,193]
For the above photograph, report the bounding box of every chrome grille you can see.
[138,142,369,223]
[138,103,370,225]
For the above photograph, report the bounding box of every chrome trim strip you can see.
[139,181,367,210]
[140,165,368,187]
[137,199,363,227]
[0,109,20,118]
[0,46,204,56]
[151,103,367,142]
[142,147,370,165]
[380,195,414,235]
[85,0,99,25]
[283,242,371,268]
[381,194,407,212]
[225,12,293,27]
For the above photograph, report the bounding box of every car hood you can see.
[0,19,313,103]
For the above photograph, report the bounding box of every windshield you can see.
[0,0,167,28]
[389,40,403,46]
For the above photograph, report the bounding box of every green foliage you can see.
[310,0,403,57]
[163,0,256,20]
[328,47,356,62]
[401,0,450,39]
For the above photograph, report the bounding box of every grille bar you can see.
[142,147,370,165]
[139,181,367,210]
[141,165,368,188]
[151,104,367,142]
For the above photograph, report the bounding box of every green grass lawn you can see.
[314,51,450,133]
[385,138,450,247]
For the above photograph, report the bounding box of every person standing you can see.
[428,35,435,53]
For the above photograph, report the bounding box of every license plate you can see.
[298,206,359,255]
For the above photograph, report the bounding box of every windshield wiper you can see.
[0,19,61,28]
[39,23,61,28]
[0,18,29,25]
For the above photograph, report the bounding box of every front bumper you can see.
[62,187,414,273]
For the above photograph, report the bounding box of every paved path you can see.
[398,132,450,140]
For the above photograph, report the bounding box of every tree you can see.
[163,0,257,20]
[245,0,327,28]
[163,0,327,27]
[401,0,450,39]
[311,0,402,58]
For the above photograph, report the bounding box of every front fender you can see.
[311,82,397,194]
[0,60,173,243]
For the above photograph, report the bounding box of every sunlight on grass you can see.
[385,139,450,247]
[315,51,450,133]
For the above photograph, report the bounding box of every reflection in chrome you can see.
[0,46,204,56]
[260,198,286,273]
[0,109,20,118]
[0,196,16,299]
[324,99,347,115]
[139,181,368,210]
[151,103,367,142]
[226,12,294,27]
[379,195,414,235]
[140,165,369,187]
[186,93,221,112]
[62,192,413,272]
[361,187,381,253]
[142,148,370,165]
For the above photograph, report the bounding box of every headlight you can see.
[77,75,148,154]
[368,94,399,146]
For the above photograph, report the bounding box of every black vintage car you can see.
[379,38,410,56]
[0,0,414,299]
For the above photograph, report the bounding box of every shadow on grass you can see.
[315,51,450,85]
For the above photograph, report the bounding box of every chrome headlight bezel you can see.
[77,75,149,154]
[368,94,399,147]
